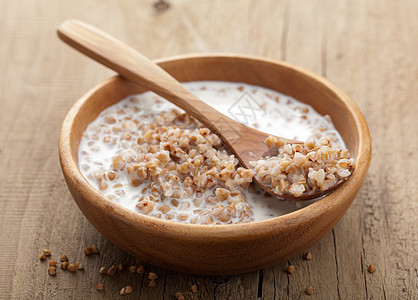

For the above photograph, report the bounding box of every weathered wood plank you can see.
[324,0,418,298]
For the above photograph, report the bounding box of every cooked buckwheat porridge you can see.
[79,81,354,224]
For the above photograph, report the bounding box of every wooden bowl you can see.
[59,54,371,275]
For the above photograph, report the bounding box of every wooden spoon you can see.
[57,19,348,201]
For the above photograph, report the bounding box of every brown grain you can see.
[251,137,354,198]
[61,262,69,270]
[48,260,57,267]
[304,251,312,260]
[305,286,314,295]
[91,245,99,254]
[83,247,93,256]
[285,265,295,274]
[175,292,185,300]
[368,264,376,273]
[60,254,68,262]
[107,265,117,276]
[120,285,133,295]
[48,267,56,276]
[129,265,136,273]
[148,279,157,287]
[67,264,77,273]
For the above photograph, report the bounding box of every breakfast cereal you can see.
[79,81,351,224]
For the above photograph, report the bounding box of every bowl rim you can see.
[59,53,371,239]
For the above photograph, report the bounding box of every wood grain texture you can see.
[0,0,416,299]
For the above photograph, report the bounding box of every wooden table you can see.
[1,0,416,298]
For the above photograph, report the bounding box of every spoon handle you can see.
[57,19,242,139]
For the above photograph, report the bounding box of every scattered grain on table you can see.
[285,265,296,274]
[148,272,158,280]
[60,254,68,262]
[91,245,99,254]
[67,264,77,272]
[136,265,145,274]
[148,279,157,287]
[61,262,69,270]
[120,285,133,295]
[175,292,185,300]
[305,286,314,295]
[190,284,198,293]
[48,267,56,276]
[129,265,136,273]
[107,265,117,276]
[49,260,57,267]
[84,247,93,256]
[368,264,376,273]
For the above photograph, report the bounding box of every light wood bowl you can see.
[59,54,371,275]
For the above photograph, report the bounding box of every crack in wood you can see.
[162,269,167,300]
[361,235,369,299]
[286,261,290,299]
[211,275,231,300]
[257,269,263,299]
[213,282,218,300]
[332,229,342,300]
